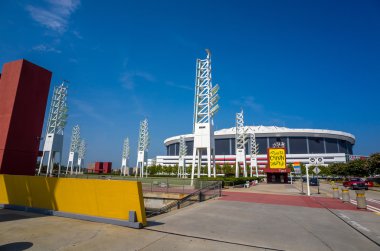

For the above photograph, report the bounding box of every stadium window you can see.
[174,143,180,156]
[338,140,348,153]
[185,141,193,155]
[230,138,236,155]
[325,138,338,153]
[268,137,289,153]
[256,137,268,154]
[289,137,307,154]
[215,139,230,155]
[308,137,325,153]
[347,143,353,155]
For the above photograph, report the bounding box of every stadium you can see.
[155,126,355,172]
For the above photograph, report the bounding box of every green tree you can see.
[301,163,306,175]
[222,164,234,176]
[186,165,192,175]
[319,165,331,176]
[329,162,348,177]
[201,165,206,174]
[346,159,368,177]
[308,165,316,176]
[215,164,222,174]
[368,153,380,176]
[172,164,179,176]
[287,163,294,172]
[163,165,171,175]
[148,165,159,176]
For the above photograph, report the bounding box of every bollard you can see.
[355,190,367,209]
[332,185,339,199]
[341,188,350,203]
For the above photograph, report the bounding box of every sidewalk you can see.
[1,183,379,250]
[225,182,301,195]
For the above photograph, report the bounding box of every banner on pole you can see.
[293,162,301,174]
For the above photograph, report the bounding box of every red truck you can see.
[343,178,368,190]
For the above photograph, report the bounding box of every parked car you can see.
[343,178,368,190]
[302,177,319,186]
[364,179,374,187]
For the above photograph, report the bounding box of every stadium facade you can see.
[155,126,355,172]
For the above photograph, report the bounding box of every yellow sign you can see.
[268,148,286,169]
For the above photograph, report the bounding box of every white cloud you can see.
[26,0,80,33]
[71,99,114,127]
[72,30,83,39]
[165,81,193,91]
[231,96,263,112]
[32,44,61,53]
[120,71,156,90]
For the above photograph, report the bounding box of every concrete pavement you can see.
[1,182,380,250]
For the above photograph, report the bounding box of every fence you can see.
[146,180,222,217]
[63,174,217,194]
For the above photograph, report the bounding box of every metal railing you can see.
[146,180,222,217]
[61,174,218,194]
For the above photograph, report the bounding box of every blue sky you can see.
[1,0,379,167]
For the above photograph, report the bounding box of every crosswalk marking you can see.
[367,198,380,205]
[349,199,380,213]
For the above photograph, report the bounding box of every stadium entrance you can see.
[263,168,290,183]
[265,147,290,183]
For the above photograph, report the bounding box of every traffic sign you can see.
[317,157,324,164]
[313,167,320,174]
[309,157,324,165]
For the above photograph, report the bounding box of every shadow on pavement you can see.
[147,221,165,227]
[0,242,33,251]
[0,210,46,223]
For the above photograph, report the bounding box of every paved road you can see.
[293,180,380,213]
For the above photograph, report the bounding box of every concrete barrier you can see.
[341,188,350,203]
[332,185,339,199]
[355,190,366,210]
[0,174,146,227]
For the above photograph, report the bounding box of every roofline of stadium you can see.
[164,126,356,146]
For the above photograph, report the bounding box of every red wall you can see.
[0,59,51,175]
[94,162,103,173]
[103,162,112,174]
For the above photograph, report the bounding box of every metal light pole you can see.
[306,164,310,196]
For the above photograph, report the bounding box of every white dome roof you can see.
[164,125,355,145]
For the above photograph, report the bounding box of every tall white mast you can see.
[249,128,259,177]
[77,139,86,174]
[66,125,80,174]
[235,110,247,177]
[191,49,219,184]
[121,137,130,176]
[38,82,68,176]
[178,136,187,178]
[136,119,149,177]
